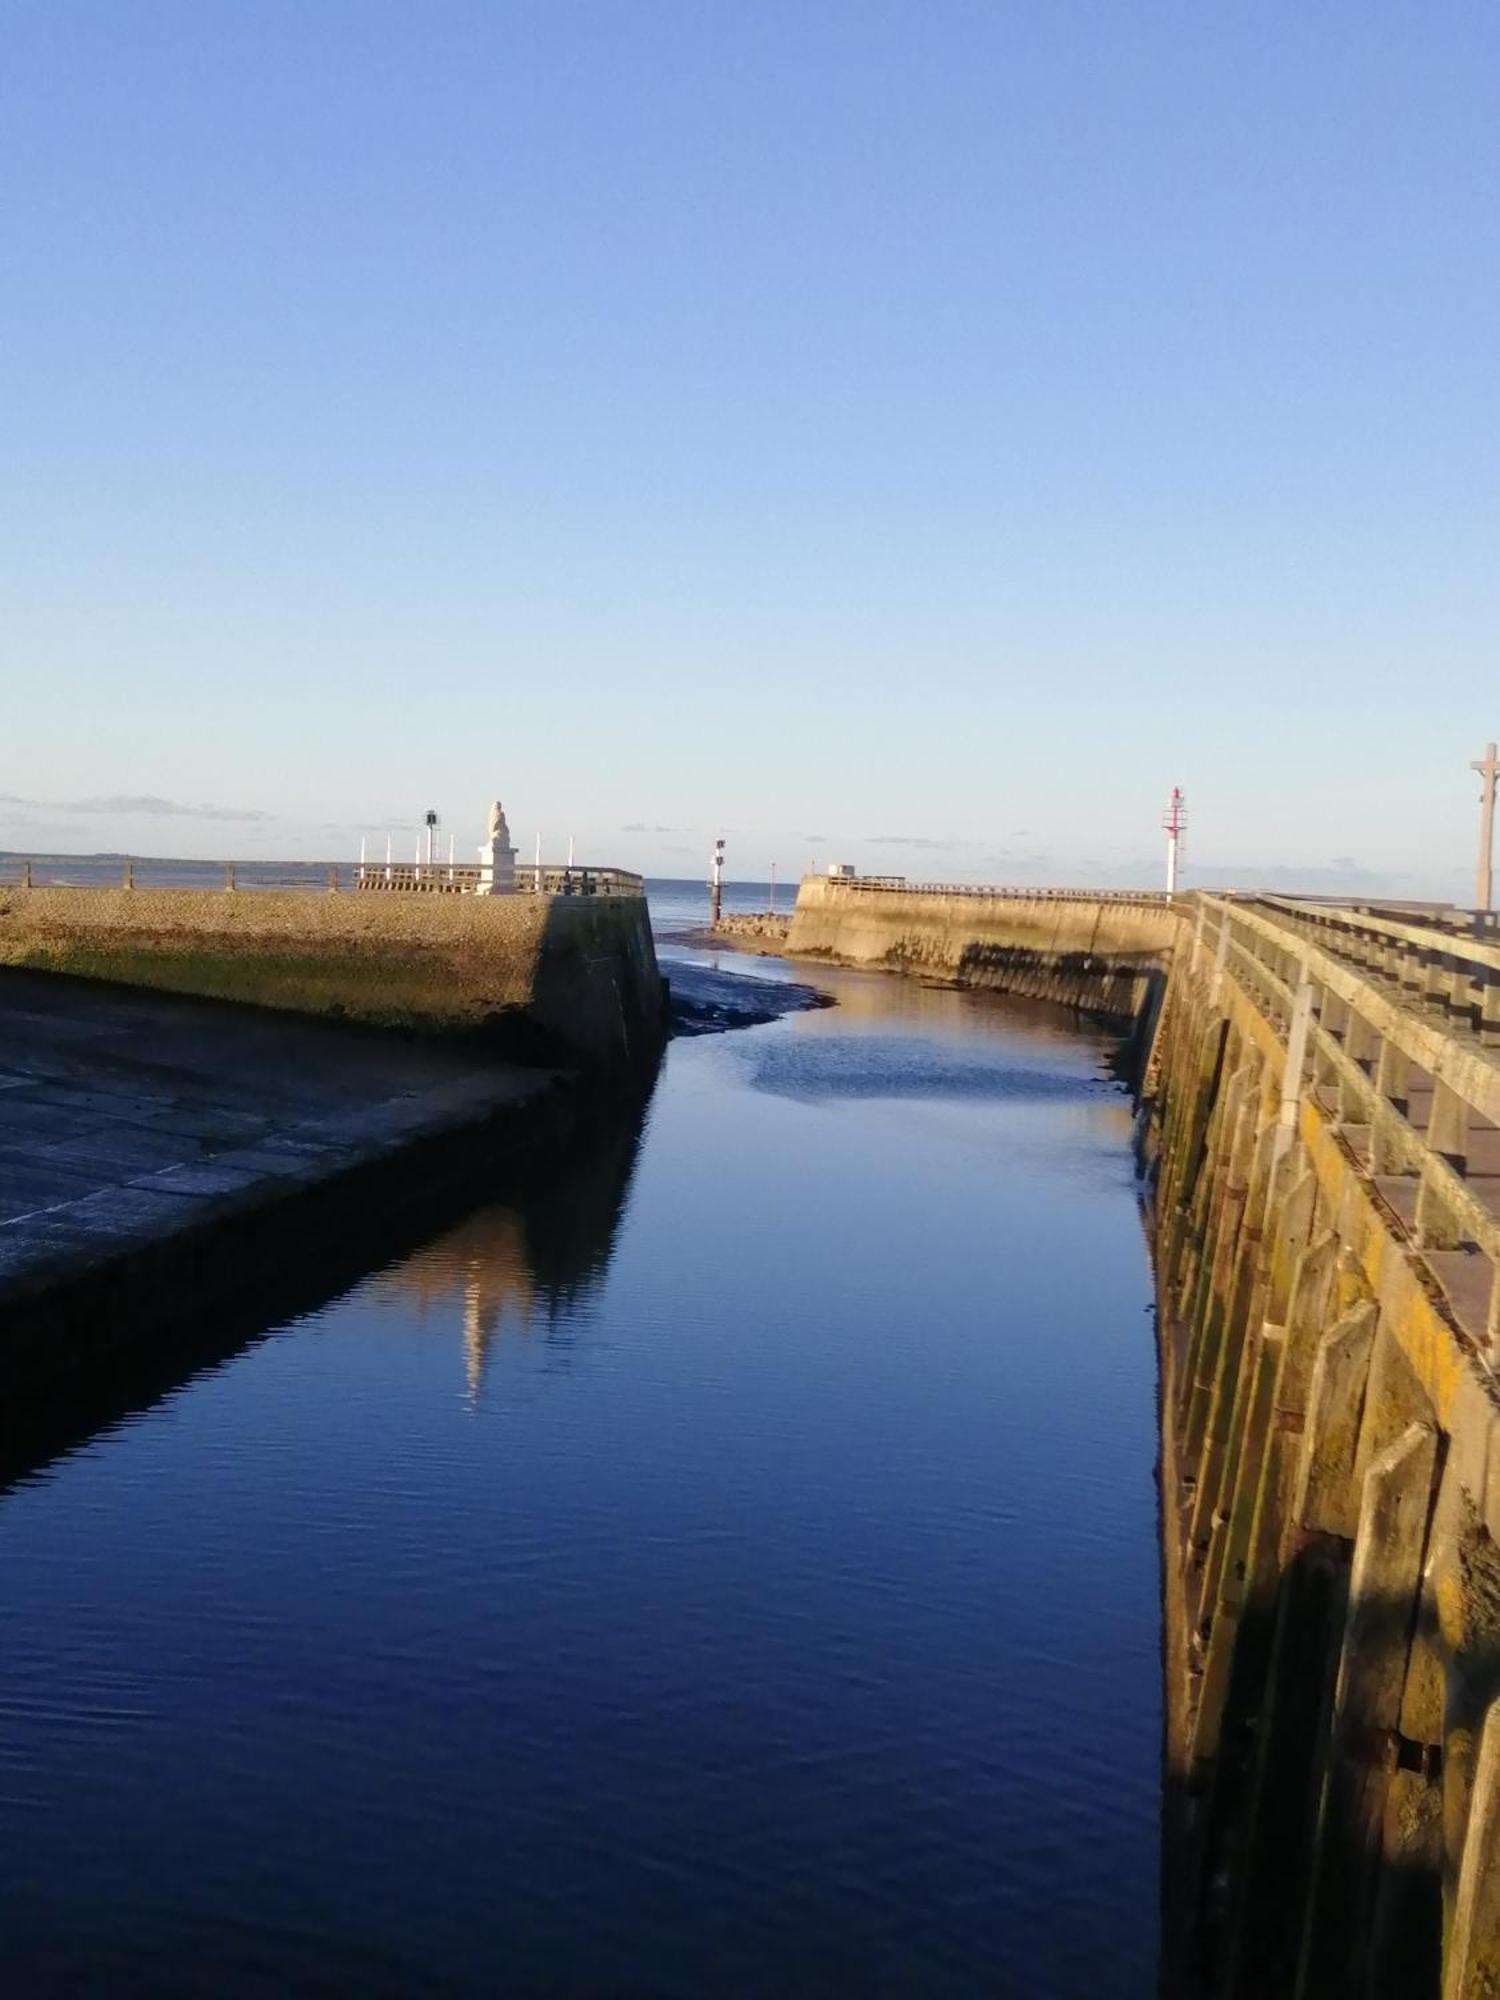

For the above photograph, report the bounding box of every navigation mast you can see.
[1163,787,1187,900]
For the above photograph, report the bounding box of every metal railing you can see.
[810,874,1170,904]
[0,856,342,892]
[0,855,644,897]
[1190,892,1500,1355]
[356,862,643,898]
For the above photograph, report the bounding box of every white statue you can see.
[475,797,518,895]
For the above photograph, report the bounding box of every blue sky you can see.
[2,2,1496,893]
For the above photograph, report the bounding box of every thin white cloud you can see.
[0,792,272,824]
[865,834,981,851]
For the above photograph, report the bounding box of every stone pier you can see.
[0,872,668,1412]
[1136,893,1500,1999]
[0,880,667,1076]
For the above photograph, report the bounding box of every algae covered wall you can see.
[783,877,1179,1025]
[0,886,666,1076]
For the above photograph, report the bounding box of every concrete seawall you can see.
[0,886,666,1397]
[0,885,667,1077]
[765,877,1177,1052]
[786,875,1178,969]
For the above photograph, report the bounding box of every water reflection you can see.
[664,945,1141,1153]
[0,1089,652,1491]
[667,940,1112,1042]
[374,1104,648,1399]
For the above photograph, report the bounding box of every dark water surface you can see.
[0,953,1160,1996]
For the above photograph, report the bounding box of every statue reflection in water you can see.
[371,1099,650,1402]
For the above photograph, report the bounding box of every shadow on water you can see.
[0,1079,655,1498]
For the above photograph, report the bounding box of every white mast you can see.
[1473,742,1498,912]
[1163,786,1187,899]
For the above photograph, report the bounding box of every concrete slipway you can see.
[0,969,576,1399]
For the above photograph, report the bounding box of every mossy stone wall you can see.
[0,886,665,1075]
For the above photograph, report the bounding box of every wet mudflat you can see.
[0,951,1160,1996]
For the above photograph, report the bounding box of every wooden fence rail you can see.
[1189,891,1500,1356]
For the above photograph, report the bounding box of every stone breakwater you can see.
[782,877,1176,1000]
[710,912,792,947]
[0,885,667,1077]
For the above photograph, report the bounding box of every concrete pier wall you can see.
[779,875,1176,1029]
[0,885,667,1076]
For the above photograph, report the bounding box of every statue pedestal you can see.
[474,836,517,895]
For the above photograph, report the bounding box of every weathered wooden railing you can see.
[1186,893,1500,1356]
[1151,890,1500,1997]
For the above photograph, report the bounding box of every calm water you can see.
[0,948,1161,1996]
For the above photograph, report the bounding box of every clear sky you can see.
[2,1,1496,893]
